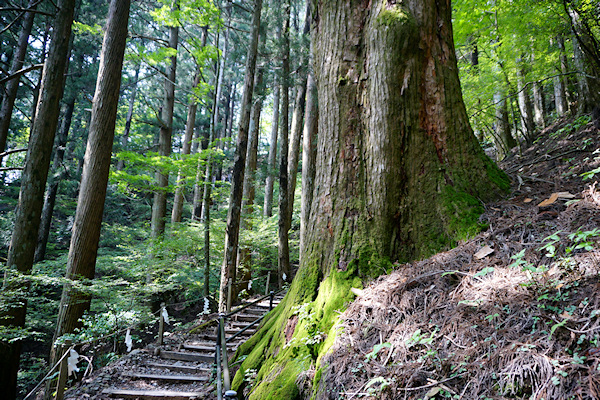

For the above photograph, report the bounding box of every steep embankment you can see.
[310,114,600,399]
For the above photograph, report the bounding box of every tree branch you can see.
[0,148,28,158]
[0,64,44,85]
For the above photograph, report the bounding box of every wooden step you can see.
[123,372,208,382]
[144,362,211,374]
[102,388,204,399]
[225,328,255,336]
[159,350,213,363]
[232,314,262,322]
[182,343,234,352]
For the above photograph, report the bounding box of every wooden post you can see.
[55,340,71,400]
[158,303,165,346]
[226,279,232,312]
[269,291,274,311]
[265,271,270,295]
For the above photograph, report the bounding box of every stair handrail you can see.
[215,287,286,399]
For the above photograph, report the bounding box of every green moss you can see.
[484,156,511,193]
[441,185,485,241]
[233,263,363,399]
[376,5,413,28]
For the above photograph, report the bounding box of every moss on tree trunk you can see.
[231,1,509,398]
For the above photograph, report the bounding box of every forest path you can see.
[66,292,285,400]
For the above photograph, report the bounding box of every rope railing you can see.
[23,272,282,400]
[214,287,287,400]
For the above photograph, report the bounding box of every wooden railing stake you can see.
[158,303,165,346]
[55,340,71,400]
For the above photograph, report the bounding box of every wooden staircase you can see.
[73,292,285,400]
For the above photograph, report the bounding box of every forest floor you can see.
[318,114,600,399]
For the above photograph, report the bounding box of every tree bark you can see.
[0,0,37,165]
[50,0,130,366]
[278,0,291,288]
[532,80,546,129]
[0,0,76,396]
[151,20,178,237]
[218,0,263,312]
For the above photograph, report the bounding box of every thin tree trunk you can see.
[300,71,317,262]
[116,64,140,171]
[494,93,516,158]
[218,0,263,312]
[286,79,307,226]
[263,76,280,217]
[0,0,37,164]
[0,0,76,396]
[214,9,232,183]
[553,37,569,117]
[278,0,291,288]
[172,72,201,223]
[237,33,267,297]
[516,58,535,143]
[30,22,51,130]
[49,0,130,370]
[34,94,76,262]
[151,21,178,237]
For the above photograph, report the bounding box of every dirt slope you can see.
[313,114,600,399]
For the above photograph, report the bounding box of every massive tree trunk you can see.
[0,0,76,396]
[278,0,291,288]
[151,21,178,237]
[231,1,509,398]
[218,0,263,311]
[50,0,130,368]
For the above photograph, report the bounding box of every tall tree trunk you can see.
[237,33,267,297]
[116,64,140,171]
[0,0,37,165]
[172,72,201,223]
[214,9,232,183]
[532,80,546,129]
[151,21,178,237]
[286,79,307,226]
[278,0,291,288]
[34,94,76,262]
[231,2,510,397]
[516,58,535,143]
[49,0,130,367]
[0,0,76,396]
[218,0,263,312]
[572,33,598,113]
[299,71,317,262]
[263,76,280,217]
[494,93,516,158]
[553,37,569,117]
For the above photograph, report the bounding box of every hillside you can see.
[305,114,600,399]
